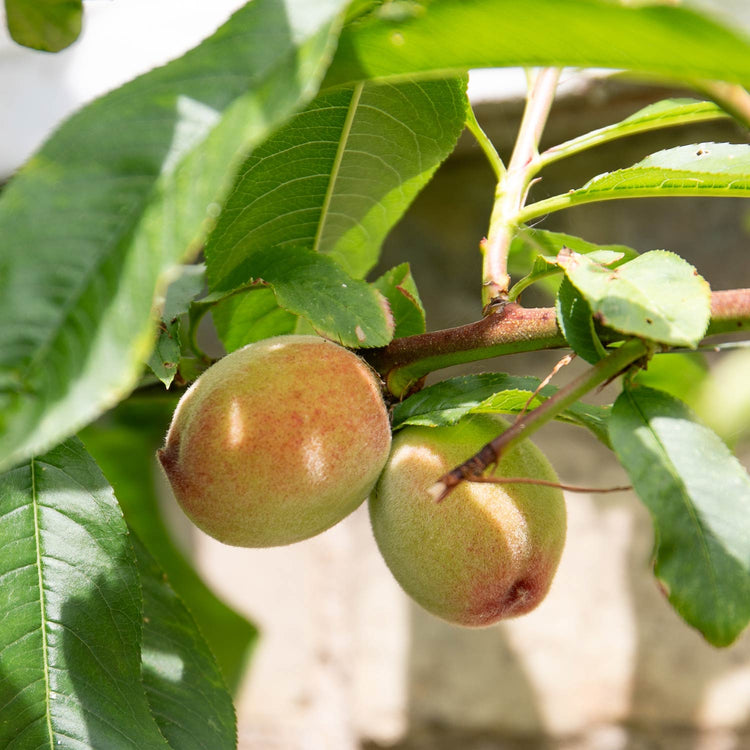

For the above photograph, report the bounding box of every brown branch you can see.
[364,289,750,398]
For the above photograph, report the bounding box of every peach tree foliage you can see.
[2,1,750,747]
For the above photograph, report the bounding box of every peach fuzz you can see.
[369,414,566,626]
[159,335,392,547]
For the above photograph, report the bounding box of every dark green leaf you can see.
[212,288,298,353]
[80,397,258,693]
[555,277,606,364]
[148,265,207,387]
[226,245,394,348]
[392,373,542,428]
[0,0,349,473]
[0,438,169,748]
[135,535,236,750]
[558,249,711,347]
[610,386,750,646]
[205,77,467,288]
[372,263,426,337]
[148,323,183,388]
[4,0,82,52]
[325,0,750,87]
[392,373,611,445]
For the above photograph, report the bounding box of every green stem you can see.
[433,338,650,500]
[482,68,560,305]
[465,105,505,180]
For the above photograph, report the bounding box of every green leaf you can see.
[557,249,711,347]
[220,245,394,348]
[79,397,258,694]
[523,143,750,220]
[0,0,349,474]
[512,229,640,262]
[148,265,207,387]
[324,0,750,87]
[160,265,207,324]
[4,0,82,52]
[508,229,639,301]
[371,263,426,337]
[540,98,728,165]
[575,142,750,200]
[135,534,236,750]
[212,288,298,353]
[148,323,183,388]
[610,386,750,646]
[555,276,606,365]
[205,77,467,287]
[392,373,611,445]
[0,438,169,748]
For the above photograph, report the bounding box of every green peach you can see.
[369,415,566,626]
[158,335,392,547]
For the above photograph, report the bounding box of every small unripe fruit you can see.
[369,415,566,627]
[158,335,392,547]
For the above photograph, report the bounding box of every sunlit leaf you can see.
[610,386,750,646]
[372,263,426,338]
[136,535,236,749]
[0,439,169,748]
[325,0,750,87]
[557,250,711,347]
[0,0,349,473]
[80,397,258,693]
[206,77,467,290]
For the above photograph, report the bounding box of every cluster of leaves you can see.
[2,0,750,746]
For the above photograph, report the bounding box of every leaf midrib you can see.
[312,81,364,256]
[31,458,54,747]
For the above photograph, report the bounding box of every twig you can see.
[464,475,632,494]
[430,338,650,501]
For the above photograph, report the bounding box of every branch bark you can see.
[364,289,750,398]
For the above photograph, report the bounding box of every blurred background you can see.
[3,3,750,749]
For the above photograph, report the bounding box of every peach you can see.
[369,415,566,626]
[158,335,392,547]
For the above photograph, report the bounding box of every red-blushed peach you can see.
[158,335,392,547]
[369,415,566,626]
